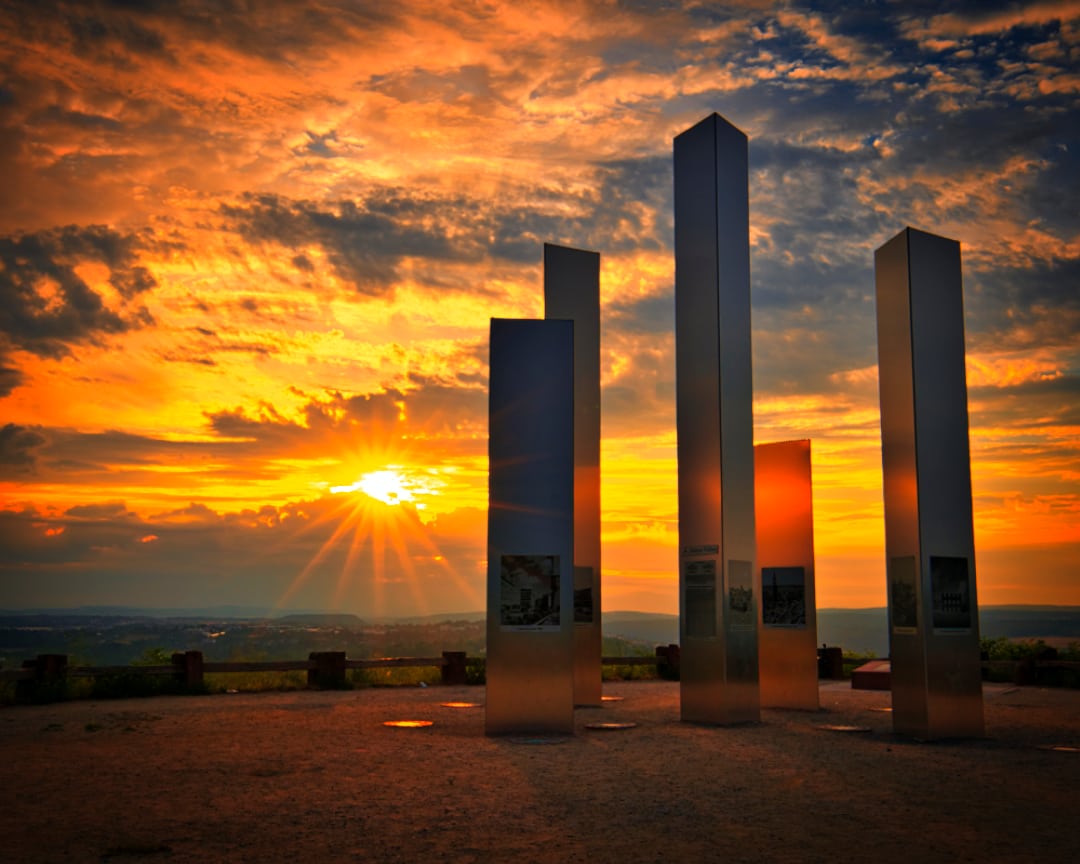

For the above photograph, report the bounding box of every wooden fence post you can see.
[172,651,205,688]
[656,644,680,680]
[308,651,347,688]
[17,654,68,702]
[441,651,467,685]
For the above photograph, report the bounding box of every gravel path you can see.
[2,681,1078,863]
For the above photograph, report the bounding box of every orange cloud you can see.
[1,1,1076,616]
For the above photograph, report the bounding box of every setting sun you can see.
[331,468,443,508]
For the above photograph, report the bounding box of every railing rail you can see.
[0,655,466,681]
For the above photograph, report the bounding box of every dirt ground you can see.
[2,681,1078,863]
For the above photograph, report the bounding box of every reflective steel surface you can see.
[674,113,759,724]
[755,439,819,710]
[486,319,576,735]
[544,243,603,707]
[875,228,984,739]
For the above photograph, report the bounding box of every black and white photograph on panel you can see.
[762,566,807,628]
[500,554,561,630]
[727,559,755,631]
[931,556,972,631]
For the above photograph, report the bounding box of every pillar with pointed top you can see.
[674,113,760,724]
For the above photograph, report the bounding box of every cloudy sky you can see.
[1,0,1077,617]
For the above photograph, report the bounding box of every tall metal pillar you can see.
[486,318,576,735]
[674,113,759,724]
[544,242,602,707]
[755,439,818,710]
[875,227,984,739]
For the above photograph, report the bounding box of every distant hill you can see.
[818,606,1080,656]
[597,609,889,654]
[0,605,285,619]
[818,608,888,655]
[2,605,1076,661]
[0,605,487,623]
[602,612,678,646]
[601,607,1080,658]
[979,606,1080,641]
[277,613,364,627]
[370,611,487,625]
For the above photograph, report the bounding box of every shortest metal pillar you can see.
[755,439,818,710]
[486,318,575,735]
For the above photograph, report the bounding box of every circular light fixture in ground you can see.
[600,695,624,702]
[440,702,481,709]
[868,707,893,712]
[383,720,434,728]
[815,724,872,733]
[1037,744,1080,753]
[585,722,637,731]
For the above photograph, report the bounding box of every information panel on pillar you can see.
[485,317,575,736]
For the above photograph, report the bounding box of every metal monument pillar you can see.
[875,227,984,739]
[674,113,760,724]
[486,318,576,735]
[544,243,602,707]
[755,439,818,710]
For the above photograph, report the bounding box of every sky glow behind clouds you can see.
[1,0,1077,615]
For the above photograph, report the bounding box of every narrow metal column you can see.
[755,439,818,710]
[486,318,576,735]
[544,243,602,707]
[875,227,984,739]
[674,113,759,724]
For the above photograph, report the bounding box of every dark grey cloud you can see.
[2,1,401,68]
[1031,145,1080,237]
[966,255,1080,350]
[292,130,342,159]
[220,175,674,295]
[0,424,47,472]
[65,501,136,520]
[607,292,673,336]
[30,105,126,132]
[0,224,156,367]
[0,426,200,483]
[0,366,26,399]
[2,1,173,68]
[971,373,1080,429]
[220,194,463,295]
